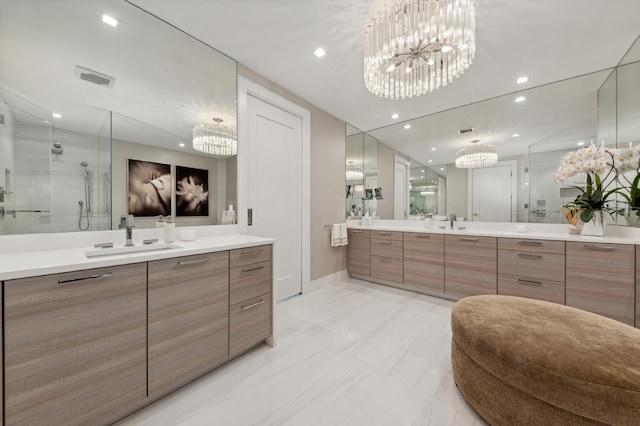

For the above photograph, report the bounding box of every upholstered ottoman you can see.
[451,295,640,425]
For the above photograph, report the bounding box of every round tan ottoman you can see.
[451,295,640,425]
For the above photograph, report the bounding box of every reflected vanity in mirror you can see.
[0,0,237,235]
[349,33,640,225]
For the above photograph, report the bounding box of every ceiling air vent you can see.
[74,66,116,88]
[457,127,474,135]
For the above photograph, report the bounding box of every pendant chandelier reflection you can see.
[364,0,476,100]
[455,140,497,168]
[192,118,237,158]
[346,161,364,181]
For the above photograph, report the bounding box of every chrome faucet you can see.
[120,214,135,246]
[450,213,457,229]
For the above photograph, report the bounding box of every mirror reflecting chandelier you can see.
[192,118,237,158]
[346,161,364,181]
[364,0,476,99]
[455,140,498,168]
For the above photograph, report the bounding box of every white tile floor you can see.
[116,277,486,426]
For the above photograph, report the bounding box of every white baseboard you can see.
[305,270,346,293]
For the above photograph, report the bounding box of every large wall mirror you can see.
[0,0,237,235]
[350,34,640,225]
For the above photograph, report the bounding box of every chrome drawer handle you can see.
[58,272,113,284]
[583,244,615,251]
[378,232,392,235]
[517,240,542,245]
[241,248,265,255]
[379,240,393,245]
[416,234,431,239]
[379,258,393,263]
[351,230,363,233]
[459,237,479,242]
[178,257,212,266]
[241,299,265,310]
[517,278,543,286]
[242,265,265,273]
[517,253,543,260]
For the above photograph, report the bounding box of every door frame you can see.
[466,160,518,222]
[394,155,410,219]
[237,76,311,294]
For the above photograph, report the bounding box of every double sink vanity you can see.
[0,234,274,426]
[347,219,640,328]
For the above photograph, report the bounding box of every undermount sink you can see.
[85,243,182,258]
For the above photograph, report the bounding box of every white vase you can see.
[582,211,606,237]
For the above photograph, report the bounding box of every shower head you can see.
[51,143,63,155]
[80,161,88,167]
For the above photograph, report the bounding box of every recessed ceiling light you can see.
[421,169,425,173]
[421,175,424,178]
[102,14,119,28]
[431,147,436,151]
[52,113,61,119]
[391,113,399,119]
[404,124,411,129]
[313,47,326,58]
[515,96,526,103]
[517,76,528,84]
[577,141,585,146]
[179,143,185,147]
[428,160,433,163]
[440,168,445,171]
[512,133,520,138]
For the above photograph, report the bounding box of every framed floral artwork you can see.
[176,166,209,216]
[128,159,172,216]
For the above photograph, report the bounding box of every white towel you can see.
[339,223,348,246]
[331,224,341,247]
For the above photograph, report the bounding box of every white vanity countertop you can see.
[0,234,274,281]
[347,220,640,245]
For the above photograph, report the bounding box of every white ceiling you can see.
[129,0,640,133]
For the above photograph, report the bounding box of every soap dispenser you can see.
[155,215,165,228]
[164,216,175,243]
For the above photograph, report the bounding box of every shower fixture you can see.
[51,143,63,155]
[79,161,92,230]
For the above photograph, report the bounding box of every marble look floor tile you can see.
[117,277,486,426]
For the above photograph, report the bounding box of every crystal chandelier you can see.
[346,161,364,181]
[364,0,476,99]
[455,140,497,168]
[192,118,237,158]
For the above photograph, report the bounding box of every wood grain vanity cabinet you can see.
[444,235,497,298]
[636,246,640,328]
[4,263,147,426]
[566,241,635,326]
[370,230,403,283]
[347,229,370,277]
[148,251,230,399]
[498,238,565,304]
[229,245,272,357]
[404,233,444,293]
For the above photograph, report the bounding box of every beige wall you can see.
[238,65,347,281]
[446,166,467,218]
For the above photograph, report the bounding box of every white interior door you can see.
[394,156,409,219]
[247,94,302,301]
[470,162,516,222]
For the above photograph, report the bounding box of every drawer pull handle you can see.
[241,299,265,310]
[517,240,542,245]
[379,240,393,245]
[459,237,480,242]
[416,234,431,239]
[583,244,615,251]
[351,230,364,233]
[517,278,543,286]
[517,253,543,260]
[242,265,265,273]
[58,272,113,284]
[178,257,212,266]
[378,232,392,235]
[379,258,393,263]
[241,248,265,255]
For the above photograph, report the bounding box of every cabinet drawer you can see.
[348,228,370,240]
[370,255,403,283]
[230,260,272,306]
[230,245,271,268]
[498,274,565,305]
[371,230,403,241]
[404,233,444,261]
[498,250,564,282]
[445,235,497,259]
[230,294,272,357]
[371,238,403,259]
[498,238,565,254]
